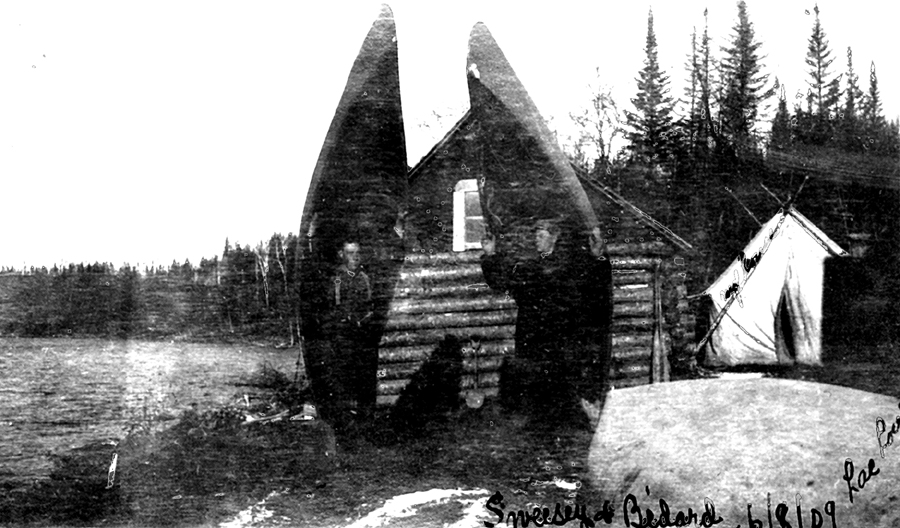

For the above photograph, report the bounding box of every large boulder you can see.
[587,378,900,528]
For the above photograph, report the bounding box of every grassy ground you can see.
[2,341,898,527]
[0,402,596,527]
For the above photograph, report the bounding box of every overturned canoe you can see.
[297,5,408,415]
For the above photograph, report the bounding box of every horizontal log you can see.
[379,340,515,363]
[679,313,697,325]
[388,296,516,315]
[611,318,654,332]
[378,371,502,395]
[378,379,410,396]
[394,283,498,299]
[610,257,662,270]
[379,325,516,347]
[377,355,505,381]
[384,310,516,331]
[463,355,505,373]
[460,372,501,390]
[403,251,484,266]
[611,333,653,348]
[612,272,653,285]
[607,241,674,256]
[673,315,697,332]
[378,362,424,380]
[669,326,692,341]
[613,302,653,317]
[462,386,500,399]
[612,345,652,361]
[610,362,651,378]
[613,287,653,302]
[399,264,483,283]
[394,280,655,300]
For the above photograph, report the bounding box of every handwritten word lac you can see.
[746,493,836,528]
[841,457,879,503]
[874,402,900,458]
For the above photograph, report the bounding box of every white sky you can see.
[2,0,896,269]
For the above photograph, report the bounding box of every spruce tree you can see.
[673,16,712,164]
[861,62,897,156]
[625,8,675,168]
[719,0,774,156]
[677,26,700,162]
[839,46,866,151]
[804,5,840,115]
[770,82,792,150]
[697,9,716,161]
[862,61,886,133]
[802,4,841,145]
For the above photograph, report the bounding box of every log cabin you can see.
[295,7,698,410]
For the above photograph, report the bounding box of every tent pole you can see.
[695,292,740,352]
[723,187,763,227]
[784,175,810,210]
[759,183,784,207]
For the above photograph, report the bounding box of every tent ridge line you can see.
[787,208,847,258]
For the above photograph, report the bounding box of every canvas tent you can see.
[703,207,847,367]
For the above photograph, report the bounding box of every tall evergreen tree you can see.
[625,8,676,167]
[718,0,774,156]
[802,4,841,145]
[770,81,792,150]
[677,25,700,160]
[860,62,897,156]
[862,61,886,132]
[697,9,716,161]
[839,46,866,151]
[804,5,840,115]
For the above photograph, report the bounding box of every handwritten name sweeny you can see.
[482,491,838,528]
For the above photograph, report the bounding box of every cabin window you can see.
[452,179,485,251]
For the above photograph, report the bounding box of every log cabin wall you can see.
[376,112,697,407]
[578,176,697,374]
[376,251,514,407]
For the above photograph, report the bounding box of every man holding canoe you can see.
[481,219,612,429]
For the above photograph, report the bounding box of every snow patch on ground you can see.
[344,488,491,528]
[219,488,288,528]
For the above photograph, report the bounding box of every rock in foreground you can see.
[588,378,900,528]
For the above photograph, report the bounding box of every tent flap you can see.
[703,208,845,367]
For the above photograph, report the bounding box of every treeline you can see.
[0,234,303,342]
[564,1,899,289]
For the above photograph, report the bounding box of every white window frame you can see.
[452,178,484,252]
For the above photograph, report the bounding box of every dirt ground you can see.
[2,341,898,527]
[0,401,596,527]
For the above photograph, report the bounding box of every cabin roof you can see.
[407,111,694,253]
[572,166,694,253]
[407,109,474,184]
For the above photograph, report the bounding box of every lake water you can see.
[0,337,299,485]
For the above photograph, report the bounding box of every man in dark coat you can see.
[481,219,612,426]
[307,240,374,430]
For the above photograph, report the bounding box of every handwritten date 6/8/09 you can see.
[746,493,836,528]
